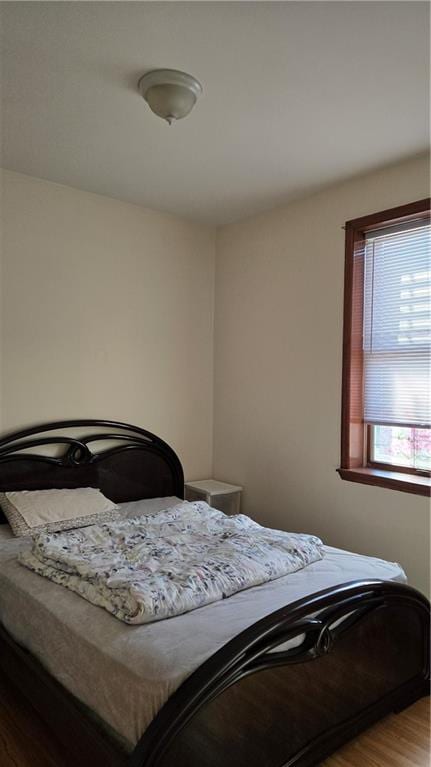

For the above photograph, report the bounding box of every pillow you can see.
[0,487,120,537]
[119,496,183,519]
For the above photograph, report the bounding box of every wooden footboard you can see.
[0,579,428,767]
[131,580,430,767]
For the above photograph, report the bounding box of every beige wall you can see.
[0,170,216,480]
[214,153,430,595]
[1,158,430,594]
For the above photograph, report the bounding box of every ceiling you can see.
[1,2,429,225]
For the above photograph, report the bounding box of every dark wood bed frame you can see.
[0,420,429,767]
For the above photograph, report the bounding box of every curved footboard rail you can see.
[131,580,430,767]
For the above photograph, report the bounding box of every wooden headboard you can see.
[0,419,184,523]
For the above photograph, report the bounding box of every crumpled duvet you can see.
[19,501,324,624]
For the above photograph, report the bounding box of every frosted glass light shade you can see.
[138,69,202,125]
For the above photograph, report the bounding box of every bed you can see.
[0,419,429,767]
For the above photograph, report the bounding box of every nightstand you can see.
[184,479,242,516]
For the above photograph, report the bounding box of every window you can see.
[338,198,431,496]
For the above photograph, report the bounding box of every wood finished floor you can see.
[0,671,429,767]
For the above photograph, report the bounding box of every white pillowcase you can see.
[0,487,119,537]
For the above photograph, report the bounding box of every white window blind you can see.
[363,219,431,427]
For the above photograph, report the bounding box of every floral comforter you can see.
[19,501,324,624]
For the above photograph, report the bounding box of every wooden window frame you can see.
[337,198,431,497]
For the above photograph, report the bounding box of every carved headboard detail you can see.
[0,419,184,523]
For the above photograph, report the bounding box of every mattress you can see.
[0,501,406,750]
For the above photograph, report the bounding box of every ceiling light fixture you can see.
[138,69,202,126]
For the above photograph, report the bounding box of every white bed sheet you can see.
[0,503,406,750]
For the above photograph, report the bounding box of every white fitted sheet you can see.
[0,504,406,750]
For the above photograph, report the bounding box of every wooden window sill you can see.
[337,467,431,497]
